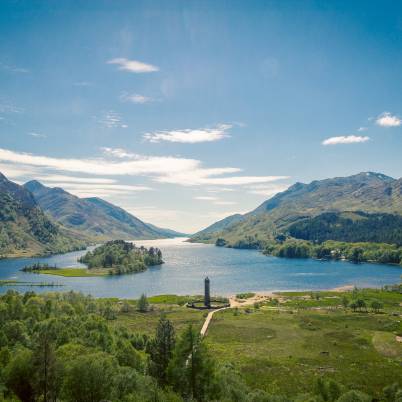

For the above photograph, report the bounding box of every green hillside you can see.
[0,173,84,257]
[191,172,402,248]
[288,211,402,245]
[24,181,183,241]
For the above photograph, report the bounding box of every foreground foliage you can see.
[0,289,401,401]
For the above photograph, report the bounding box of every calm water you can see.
[0,238,401,298]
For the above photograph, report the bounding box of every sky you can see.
[0,0,402,233]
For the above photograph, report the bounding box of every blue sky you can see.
[0,0,401,232]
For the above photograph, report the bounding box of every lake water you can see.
[0,238,401,298]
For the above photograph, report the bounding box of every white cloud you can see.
[98,111,127,129]
[0,148,288,188]
[36,175,117,184]
[322,135,370,145]
[144,124,232,144]
[101,147,139,159]
[158,173,289,186]
[358,127,368,132]
[107,58,159,73]
[375,112,401,127]
[194,196,218,201]
[28,132,46,138]
[246,183,289,197]
[120,93,153,104]
[213,201,237,206]
[206,187,234,193]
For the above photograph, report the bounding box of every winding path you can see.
[200,307,229,336]
[200,293,274,337]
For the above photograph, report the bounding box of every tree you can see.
[168,325,216,401]
[341,296,349,309]
[349,247,364,264]
[137,294,149,312]
[350,302,358,312]
[62,352,116,402]
[370,300,383,313]
[148,315,176,385]
[32,322,60,402]
[356,299,367,312]
[4,348,35,402]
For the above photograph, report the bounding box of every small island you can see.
[20,240,164,277]
[79,240,163,275]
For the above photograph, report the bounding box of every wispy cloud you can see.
[73,81,93,87]
[0,62,29,74]
[246,183,289,197]
[358,127,368,132]
[98,111,127,129]
[375,112,401,127]
[107,58,159,73]
[0,148,288,188]
[322,135,370,145]
[28,132,46,139]
[194,196,218,201]
[120,93,154,104]
[101,147,138,159]
[0,101,23,114]
[36,175,117,184]
[144,124,232,144]
[213,201,237,206]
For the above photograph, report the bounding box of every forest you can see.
[287,212,402,246]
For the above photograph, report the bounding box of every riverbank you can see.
[38,268,108,277]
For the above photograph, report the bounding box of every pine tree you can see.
[149,315,176,385]
[33,322,60,402]
[137,293,149,312]
[168,324,216,401]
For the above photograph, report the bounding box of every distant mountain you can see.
[145,222,187,238]
[190,214,245,242]
[191,172,402,246]
[0,173,84,257]
[24,180,183,240]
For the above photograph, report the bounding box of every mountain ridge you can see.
[24,180,184,241]
[0,174,84,257]
[191,171,402,246]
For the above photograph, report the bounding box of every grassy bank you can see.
[205,288,402,398]
[39,268,109,277]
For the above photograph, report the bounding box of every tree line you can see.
[264,239,402,265]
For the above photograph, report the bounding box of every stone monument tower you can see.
[204,277,211,308]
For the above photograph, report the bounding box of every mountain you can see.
[191,172,402,246]
[145,222,187,238]
[0,173,84,257]
[190,214,245,242]
[24,180,183,240]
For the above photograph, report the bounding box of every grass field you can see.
[40,268,108,277]
[114,300,206,336]
[204,289,402,398]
